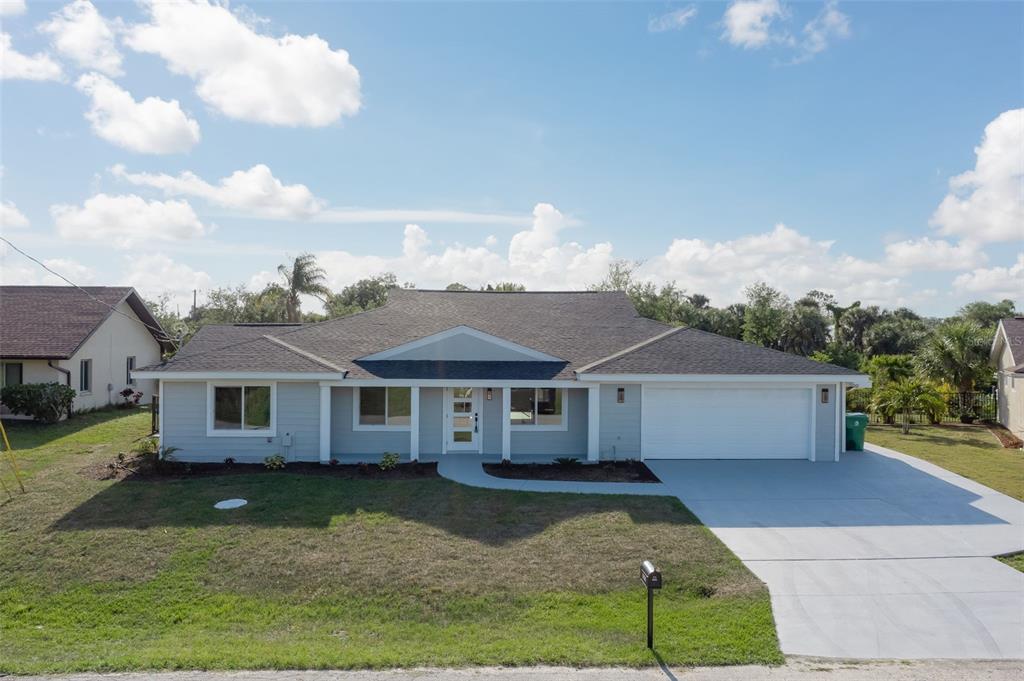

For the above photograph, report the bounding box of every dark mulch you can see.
[985,422,1024,449]
[80,452,438,482]
[483,460,659,483]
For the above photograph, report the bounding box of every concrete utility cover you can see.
[214,498,247,510]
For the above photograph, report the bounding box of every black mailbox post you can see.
[640,560,662,649]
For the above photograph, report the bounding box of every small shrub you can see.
[131,437,158,456]
[379,452,400,471]
[0,382,75,423]
[329,458,340,466]
[554,457,581,468]
[264,454,286,470]
[224,457,236,466]
[954,406,977,424]
[118,388,144,408]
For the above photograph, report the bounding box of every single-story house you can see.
[133,289,869,463]
[992,317,1024,437]
[0,286,170,416]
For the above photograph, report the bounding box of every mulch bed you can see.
[80,452,439,482]
[985,422,1024,449]
[483,460,659,483]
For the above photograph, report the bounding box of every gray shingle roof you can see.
[0,286,169,358]
[581,326,862,376]
[999,318,1024,370]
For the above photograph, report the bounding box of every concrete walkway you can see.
[13,659,1024,680]
[437,453,669,495]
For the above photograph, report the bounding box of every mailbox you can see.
[641,560,662,589]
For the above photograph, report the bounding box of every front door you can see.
[447,387,480,452]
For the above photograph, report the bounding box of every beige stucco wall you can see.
[996,342,1023,437]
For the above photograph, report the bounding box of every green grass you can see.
[866,423,1024,501]
[0,410,781,673]
[997,552,1024,573]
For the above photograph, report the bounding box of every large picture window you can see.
[510,388,565,428]
[357,387,411,428]
[209,384,273,435]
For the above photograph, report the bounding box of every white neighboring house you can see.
[0,286,170,418]
[992,317,1024,438]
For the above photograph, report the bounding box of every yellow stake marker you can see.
[0,420,26,494]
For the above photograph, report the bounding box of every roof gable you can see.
[993,319,1024,371]
[359,325,564,362]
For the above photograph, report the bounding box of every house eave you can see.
[575,372,872,387]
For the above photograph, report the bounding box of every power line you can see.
[0,236,178,349]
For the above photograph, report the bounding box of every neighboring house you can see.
[134,289,869,464]
[0,286,170,417]
[992,317,1024,438]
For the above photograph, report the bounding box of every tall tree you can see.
[445,282,471,291]
[328,273,398,316]
[742,282,789,349]
[861,354,915,386]
[780,299,830,355]
[277,253,331,323]
[915,319,992,394]
[839,305,881,352]
[957,299,1016,330]
[863,315,929,356]
[484,282,527,292]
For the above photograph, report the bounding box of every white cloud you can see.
[75,72,200,153]
[883,237,986,271]
[649,6,698,33]
[0,32,63,81]
[799,1,850,59]
[123,253,213,312]
[0,200,30,229]
[111,163,323,219]
[952,254,1024,301]
[931,108,1024,243]
[0,1,26,17]
[51,193,208,248]
[39,0,124,76]
[721,0,786,49]
[0,243,96,286]
[125,0,361,127]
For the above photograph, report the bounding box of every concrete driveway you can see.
[646,443,1024,660]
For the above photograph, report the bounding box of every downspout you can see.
[48,360,71,386]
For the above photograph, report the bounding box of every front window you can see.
[510,388,564,428]
[1,363,23,388]
[213,385,272,431]
[79,359,92,393]
[358,387,411,427]
[126,356,136,385]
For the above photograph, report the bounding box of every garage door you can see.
[643,387,812,459]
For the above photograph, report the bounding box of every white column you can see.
[501,387,511,461]
[587,385,600,462]
[834,382,841,462]
[319,382,331,464]
[410,386,420,461]
[157,379,164,450]
[839,382,847,456]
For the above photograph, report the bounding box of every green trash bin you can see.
[845,412,868,452]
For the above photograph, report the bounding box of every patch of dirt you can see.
[483,460,659,483]
[984,422,1024,449]
[79,452,439,481]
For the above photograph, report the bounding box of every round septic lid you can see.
[214,498,247,510]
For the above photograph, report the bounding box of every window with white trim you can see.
[357,387,411,427]
[79,359,92,393]
[213,385,272,431]
[510,388,564,427]
[126,356,136,385]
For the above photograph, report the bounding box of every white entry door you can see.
[446,387,481,452]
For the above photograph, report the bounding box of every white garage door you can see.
[643,387,812,459]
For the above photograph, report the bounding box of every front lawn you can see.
[867,424,1024,501]
[0,411,780,673]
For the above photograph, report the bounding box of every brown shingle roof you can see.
[0,286,169,358]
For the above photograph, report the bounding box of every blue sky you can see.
[1,0,1021,316]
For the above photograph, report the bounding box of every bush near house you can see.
[0,383,76,423]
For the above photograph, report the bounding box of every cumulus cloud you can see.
[111,163,323,219]
[125,0,361,127]
[123,252,213,311]
[0,32,63,81]
[39,0,124,76]
[952,254,1024,301]
[720,0,849,61]
[0,1,26,17]
[721,0,787,49]
[649,6,698,33]
[883,237,986,271]
[75,72,200,153]
[51,193,208,248]
[0,242,96,286]
[931,108,1024,243]
[796,1,850,62]
[0,200,30,229]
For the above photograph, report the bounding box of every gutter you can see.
[48,360,71,386]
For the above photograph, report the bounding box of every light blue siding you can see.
[509,388,587,456]
[815,383,838,462]
[599,383,641,460]
[419,387,443,454]
[162,381,320,463]
[331,386,411,456]
[481,388,503,456]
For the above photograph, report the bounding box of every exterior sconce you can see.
[821,388,829,404]
[486,388,493,401]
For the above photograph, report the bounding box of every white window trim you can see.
[126,356,137,386]
[352,386,413,431]
[509,387,569,432]
[206,381,277,438]
[79,358,92,394]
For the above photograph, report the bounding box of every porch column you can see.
[410,386,420,462]
[587,385,600,462]
[839,382,847,455]
[318,383,331,464]
[501,387,511,461]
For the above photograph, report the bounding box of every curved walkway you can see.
[437,453,669,496]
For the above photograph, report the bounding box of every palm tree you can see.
[871,379,946,434]
[277,253,332,323]
[915,320,992,395]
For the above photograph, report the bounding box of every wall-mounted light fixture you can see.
[486,388,493,401]
[617,387,625,404]
[821,388,829,404]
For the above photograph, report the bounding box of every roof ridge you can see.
[574,325,685,374]
[261,335,347,373]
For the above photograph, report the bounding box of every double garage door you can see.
[643,386,812,460]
